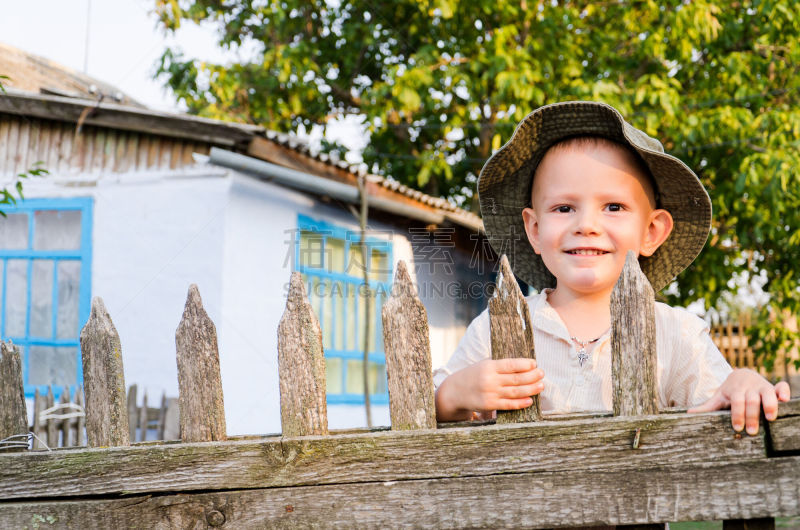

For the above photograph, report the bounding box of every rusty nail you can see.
[286,505,295,513]
[632,428,641,449]
[206,510,226,527]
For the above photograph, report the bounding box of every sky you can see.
[0,0,366,155]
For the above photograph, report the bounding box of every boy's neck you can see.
[547,286,612,340]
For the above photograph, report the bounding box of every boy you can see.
[434,101,790,434]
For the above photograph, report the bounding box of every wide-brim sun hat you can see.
[478,100,711,292]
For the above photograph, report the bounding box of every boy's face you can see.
[521,142,673,298]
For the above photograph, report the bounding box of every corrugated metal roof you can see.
[260,131,483,232]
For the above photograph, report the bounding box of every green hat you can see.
[478,101,711,292]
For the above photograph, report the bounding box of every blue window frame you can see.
[295,214,393,405]
[0,198,93,399]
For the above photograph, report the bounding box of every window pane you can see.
[322,280,332,350]
[5,259,28,337]
[347,243,366,276]
[325,356,343,394]
[299,230,324,268]
[30,260,54,338]
[357,285,367,352]
[346,359,365,394]
[28,346,77,386]
[308,276,321,317]
[33,210,82,250]
[345,283,356,351]
[327,238,345,273]
[367,290,378,352]
[0,213,29,249]
[374,292,385,354]
[368,362,387,395]
[333,281,344,350]
[57,261,81,339]
[370,248,388,281]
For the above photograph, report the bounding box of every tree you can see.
[154,0,800,369]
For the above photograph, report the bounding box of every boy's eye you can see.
[555,205,572,213]
[607,203,623,212]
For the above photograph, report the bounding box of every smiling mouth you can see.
[565,249,609,255]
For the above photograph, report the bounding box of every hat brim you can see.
[478,101,711,292]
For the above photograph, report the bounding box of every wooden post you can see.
[59,388,71,447]
[139,391,149,442]
[127,384,138,443]
[489,255,542,423]
[175,284,227,442]
[75,387,86,447]
[80,296,130,447]
[0,341,28,452]
[45,386,57,448]
[382,260,436,431]
[277,272,328,437]
[32,388,45,450]
[610,251,658,416]
[158,391,168,441]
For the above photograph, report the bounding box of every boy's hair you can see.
[477,101,711,292]
[530,136,659,209]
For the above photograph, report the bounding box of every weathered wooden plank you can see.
[75,387,85,447]
[31,389,45,450]
[45,386,57,448]
[0,118,10,176]
[0,342,27,452]
[138,392,149,442]
[80,297,130,447]
[0,410,770,500]
[126,384,138,443]
[59,388,71,447]
[175,284,227,443]
[278,272,328,437]
[1,456,798,528]
[489,254,541,423]
[382,260,436,430]
[611,251,658,416]
[769,415,800,453]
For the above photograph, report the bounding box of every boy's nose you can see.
[574,210,601,235]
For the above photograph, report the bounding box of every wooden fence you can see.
[24,384,179,449]
[0,254,798,529]
[712,312,800,390]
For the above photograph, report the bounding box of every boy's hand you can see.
[687,368,791,435]
[435,358,544,422]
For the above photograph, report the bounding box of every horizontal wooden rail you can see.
[0,411,767,499]
[2,456,798,528]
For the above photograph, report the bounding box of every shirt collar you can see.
[529,289,573,343]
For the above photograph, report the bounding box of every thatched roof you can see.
[0,41,142,107]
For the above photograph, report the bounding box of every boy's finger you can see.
[500,369,544,387]
[729,391,746,432]
[761,387,779,422]
[499,381,544,399]
[687,393,723,413]
[494,358,537,373]
[744,390,761,435]
[775,381,791,401]
[495,397,534,411]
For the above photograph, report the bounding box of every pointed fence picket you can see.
[0,265,798,529]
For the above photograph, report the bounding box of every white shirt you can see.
[433,290,733,412]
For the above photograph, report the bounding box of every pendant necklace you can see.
[570,334,604,367]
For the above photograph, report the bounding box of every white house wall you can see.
[18,168,229,425]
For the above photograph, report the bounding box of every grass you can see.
[670,517,800,530]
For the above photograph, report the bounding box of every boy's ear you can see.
[640,208,674,257]
[521,207,542,255]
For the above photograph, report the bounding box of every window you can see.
[295,215,392,405]
[0,198,93,399]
